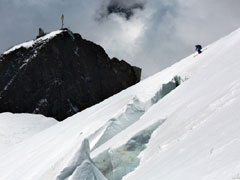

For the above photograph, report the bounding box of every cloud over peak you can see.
[96,0,146,20]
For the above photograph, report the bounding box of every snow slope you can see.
[0,28,240,180]
[0,113,58,152]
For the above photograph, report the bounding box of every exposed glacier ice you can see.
[69,160,107,180]
[56,139,106,180]
[93,120,165,180]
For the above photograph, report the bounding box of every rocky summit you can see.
[0,29,141,121]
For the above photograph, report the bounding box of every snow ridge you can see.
[0,113,57,152]
[3,30,63,55]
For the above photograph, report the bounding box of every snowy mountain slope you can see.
[0,28,240,180]
[0,113,57,152]
[91,29,240,180]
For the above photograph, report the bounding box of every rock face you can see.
[0,29,141,121]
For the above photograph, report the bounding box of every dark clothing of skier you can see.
[195,45,202,54]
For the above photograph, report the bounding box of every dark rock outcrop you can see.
[0,29,141,121]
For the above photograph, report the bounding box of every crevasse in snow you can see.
[90,75,184,151]
[56,75,184,180]
[93,120,165,180]
[56,75,185,179]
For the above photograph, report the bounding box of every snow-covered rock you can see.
[0,29,141,121]
[3,30,63,55]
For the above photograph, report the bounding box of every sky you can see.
[0,0,240,77]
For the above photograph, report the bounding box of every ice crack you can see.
[90,75,185,150]
[93,120,166,180]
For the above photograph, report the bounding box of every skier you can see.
[195,45,202,54]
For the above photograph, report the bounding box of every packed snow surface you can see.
[0,28,240,180]
[0,113,58,152]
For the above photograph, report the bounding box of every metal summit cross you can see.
[61,14,64,29]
